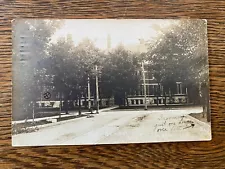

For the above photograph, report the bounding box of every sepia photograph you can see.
[12,19,211,146]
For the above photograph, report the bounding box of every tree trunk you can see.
[201,82,211,122]
[156,83,160,106]
[164,92,167,106]
[64,99,69,114]
[84,94,87,109]
[59,91,62,118]
[202,102,206,118]
[206,89,211,122]
[107,98,110,107]
[123,92,126,107]
[126,98,129,107]
[32,101,35,124]
[78,95,81,116]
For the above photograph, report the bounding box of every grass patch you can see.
[12,114,88,135]
[12,120,51,135]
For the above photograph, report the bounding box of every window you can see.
[177,83,182,94]
[136,100,139,104]
[158,99,161,104]
[131,100,134,105]
[82,101,86,106]
[149,85,154,95]
[140,99,143,104]
[140,85,144,95]
[179,98,182,103]
[178,84,181,94]
[153,85,158,95]
[146,85,149,95]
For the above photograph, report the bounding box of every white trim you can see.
[141,83,160,86]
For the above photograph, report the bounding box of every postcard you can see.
[12,19,211,146]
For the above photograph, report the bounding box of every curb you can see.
[21,106,119,131]
[37,115,88,129]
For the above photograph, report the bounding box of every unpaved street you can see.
[12,107,211,146]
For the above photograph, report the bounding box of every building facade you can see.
[126,62,188,107]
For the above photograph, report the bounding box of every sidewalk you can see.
[12,106,119,125]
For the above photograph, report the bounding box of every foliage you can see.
[13,19,209,120]
[146,20,208,96]
[101,45,140,105]
[13,20,63,120]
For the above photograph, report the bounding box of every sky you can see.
[51,19,177,50]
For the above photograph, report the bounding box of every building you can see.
[125,62,188,107]
[105,35,189,107]
[35,34,189,110]
[126,68,188,107]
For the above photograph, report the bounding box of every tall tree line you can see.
[13,20,209,121]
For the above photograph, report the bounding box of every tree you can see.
[101,45,140,106]
[146,20,208,91]
[12,19,63,120]
[46,35,80,115]
[46,38,104,115]
[75,39,104,112]
[146,19,210,120]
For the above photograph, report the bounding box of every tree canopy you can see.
[101,45,140,105]
[146,19,208,95]
[13,19,209,120]
[13,20,63,120]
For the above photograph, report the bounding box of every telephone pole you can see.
[87,75,91,111]
[32,101,35,123]
[142,62,147,110]
[95,65,99,113]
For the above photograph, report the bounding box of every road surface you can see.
[12,107,211,146]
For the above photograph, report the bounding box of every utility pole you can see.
[142,62,147,110]
[186,87,188,103]
[87,75,91,111]
[95,65,99,113]
[59,91,62,118]
[32,101,35,123]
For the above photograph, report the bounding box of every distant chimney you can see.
[107,34,111,50]
[139,38,145,44]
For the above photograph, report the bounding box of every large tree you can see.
[75,39,105,111]
[12,19,62,120]
[146,19,209,120]
[45,38,103,114]
[101,45,140,106]
[146,20,208,93]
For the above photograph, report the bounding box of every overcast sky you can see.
[51,19,177,50]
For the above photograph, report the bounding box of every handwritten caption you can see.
[154,115,195,132]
